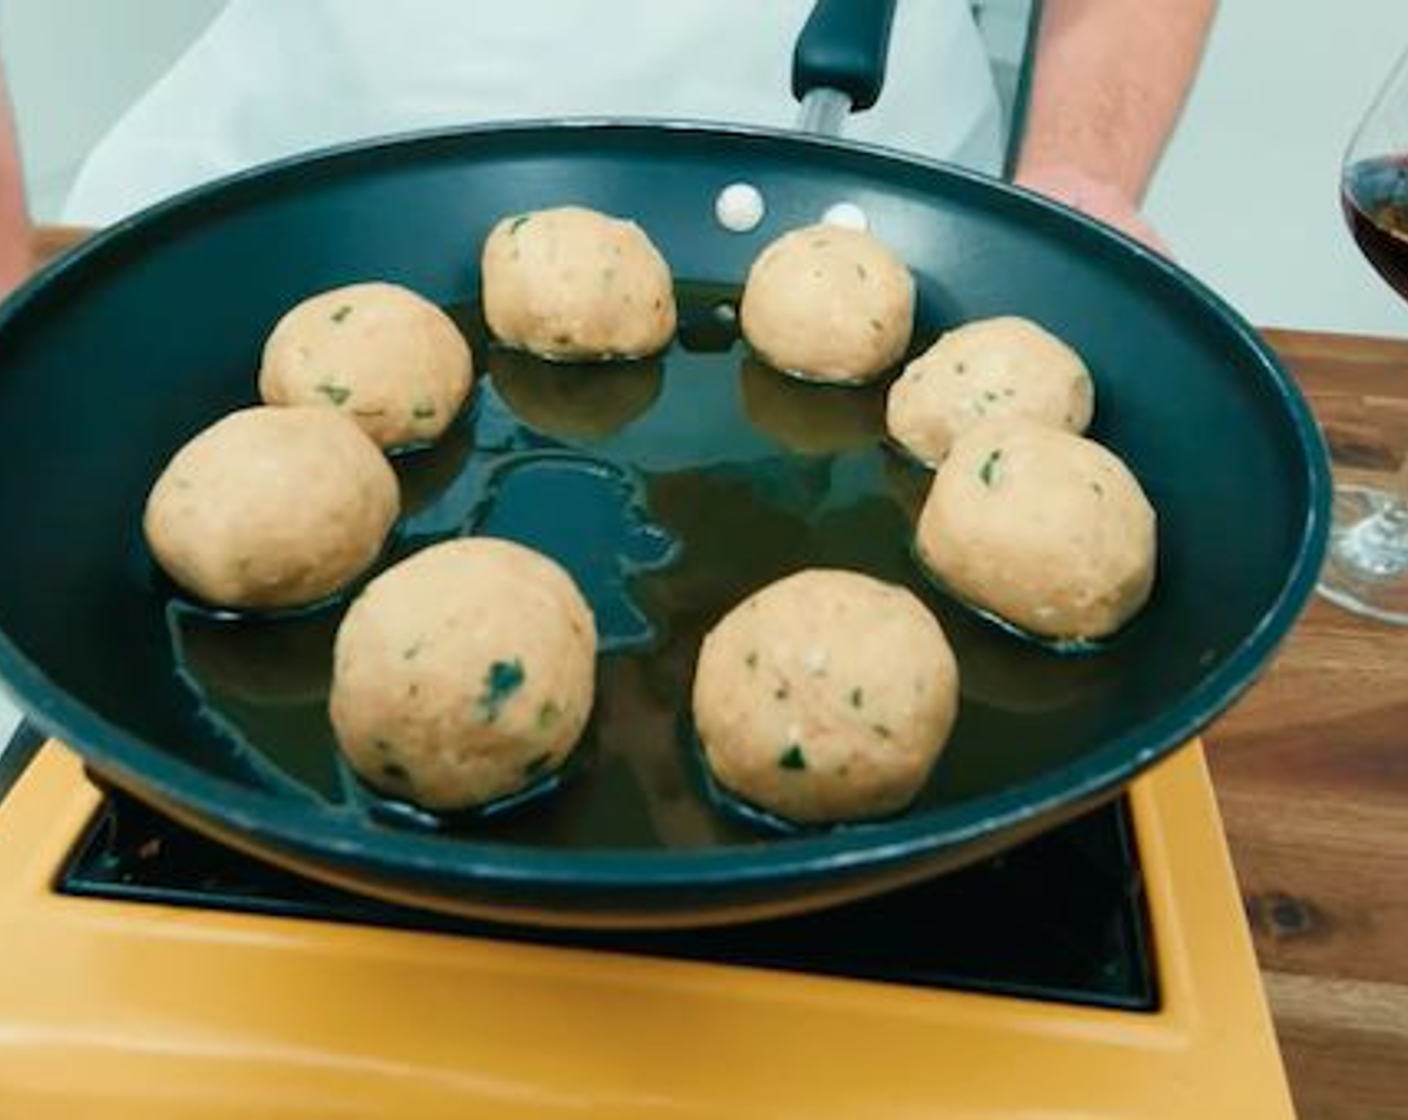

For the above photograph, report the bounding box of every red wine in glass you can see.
[1342,154,1408,299]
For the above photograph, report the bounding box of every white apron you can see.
[63,0,1002,225]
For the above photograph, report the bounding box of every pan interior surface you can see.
[0,124,1325,905]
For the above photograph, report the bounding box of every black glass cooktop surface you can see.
[58,778,1155,1012]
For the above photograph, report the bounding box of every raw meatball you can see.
[916,418,1156,641]
[887,317,1094,466]
[143,406,399,610]
[692,569,959,825]
[330,537,597,811]
[481,206,676,361]
[259,282,473,449]
[740,225,914,385]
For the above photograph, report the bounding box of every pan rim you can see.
[0,117,1331,894]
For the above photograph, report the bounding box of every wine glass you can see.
[1319,45,1408,624]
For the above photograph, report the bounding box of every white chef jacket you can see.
[63,0,1003,225]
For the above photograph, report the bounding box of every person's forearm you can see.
[1,51,31,295]
[1016,0,1216,205]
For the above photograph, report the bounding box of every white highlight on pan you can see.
[715,183,766,233]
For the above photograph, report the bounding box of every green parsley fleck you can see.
[1091,481,1105,497]
[381,761,410,783]
[978,449,1003,487]
[774,682,790,701]
[849,687,864,709]
[536,700,561,730]
[983,390,999,402]
[778,744,807,771]
[954,362,968,375]
[869,318,884,332]
[872,723,892,740]
[508,214,531,235]
[412,400,438,421]
[745,651,758,670]
[402,641,423,660]
[855,263,868,280]
[476,658,525,723]
[330,305,353,323]
[523,752,553,778]
[373,738,395,754]
[315,382,351,406]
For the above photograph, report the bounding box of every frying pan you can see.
[0,4,1328,927]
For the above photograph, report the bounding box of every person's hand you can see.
[1015,164,1169,256]
[1,52,31,300]
[0,239,27,299]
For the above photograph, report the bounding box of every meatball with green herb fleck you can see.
[692,569,959,825]
[259,281,473,450]
[916,418,1156,641]
[143,406,399,610]
[481,206,676,361]
[330,538,597,811]
[740,225,914,385]
[887,316,1095,466]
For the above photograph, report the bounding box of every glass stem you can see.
[1338,454,1408,580]
[1388,453,1408,528]
[1374,450,1408,538]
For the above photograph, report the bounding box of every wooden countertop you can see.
[1208,328,1408,1120]
[20,230,1408,1117]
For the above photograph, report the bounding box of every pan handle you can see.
[792,0,899,136]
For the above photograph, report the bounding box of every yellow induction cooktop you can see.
[0,740,1291,1117]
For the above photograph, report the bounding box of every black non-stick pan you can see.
[0,6,1328,927]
